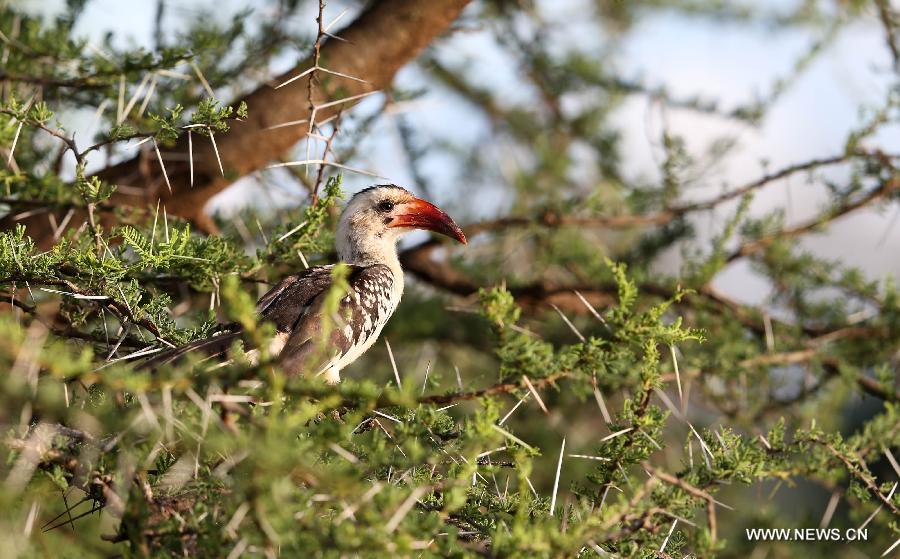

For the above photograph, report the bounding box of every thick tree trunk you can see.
[5,0,472,243]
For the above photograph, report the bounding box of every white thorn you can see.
[660,519,678,552]
[153,139,171,193]
[385,338,401,390]
[521,375,548,415]
[188,130,194,187]
[550,437,566,514]
[670,345,684,406]
[498,395,529,426]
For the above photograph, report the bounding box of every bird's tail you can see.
[139,330,243,370]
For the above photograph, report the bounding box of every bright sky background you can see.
[21,0,900,306]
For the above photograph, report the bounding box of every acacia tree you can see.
[0,1,898,557]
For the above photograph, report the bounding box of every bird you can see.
[144,185,467,383]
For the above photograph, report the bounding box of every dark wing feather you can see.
[140,265,340,370]
[276,264,395,376]
[256,265,340,332]
[256,266,334,316]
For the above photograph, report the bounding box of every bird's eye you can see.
[376,200,395,213]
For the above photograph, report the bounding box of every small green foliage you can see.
[479,285,521,328]
[75,172,116,204]
[190,98,240,135]
[220,274,258,331]
[106,122,137,141]
[28,101,54,124]
[264,175,344,265]
[236,100,249,119]
[149,103,184,145]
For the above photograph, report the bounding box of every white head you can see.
[335,185,467,266]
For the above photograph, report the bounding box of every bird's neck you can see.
[338,234,405,306]
[337,233,404,279]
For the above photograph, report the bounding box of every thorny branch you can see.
[642,463,720,544]
[443,151,900,241]
[725,176,900,263]
[815,439,900,517]
[1,273,171,346]
[416,371,572,406]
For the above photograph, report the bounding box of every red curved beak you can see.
[390,197,467,244]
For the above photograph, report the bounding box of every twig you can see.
[876,0,900,71]
[416,372,571,406]
[726,177,899,263]
[816,441,900,516]
[643,463,719,544]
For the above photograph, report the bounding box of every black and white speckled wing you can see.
[141,265,334,369]
[141,264,397,379]
[141,265,340,370]
[276,264,396,377]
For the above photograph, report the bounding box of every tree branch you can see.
[876,0,900,71]
[817,440,900,516]
[4,0,473,244]
[725,176,900,263]
[459,151,896,240]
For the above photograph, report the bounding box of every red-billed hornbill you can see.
[145,185,466,383]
